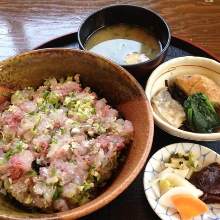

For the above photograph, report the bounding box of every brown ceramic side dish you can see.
[0,48,153,219]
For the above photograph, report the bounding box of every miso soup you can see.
[85,24,162,65]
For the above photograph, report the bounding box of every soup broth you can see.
[85,24,162,65]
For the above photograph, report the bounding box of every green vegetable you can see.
[89,168,101,182]
[187,152,198,168]
[66,76,73,82]
[51,137,58,144]
[52,185,63,200]
[184,93,220,133]
[11,89,33,104]
[81,181,94,191]
[4,141,25,160]
[43,90,50,99]
[26,170,37,177]
[165,152,199,179]
[60,127,65,135]
[168,152,198,169]
[93,122,106,134]
[71,191,91,205]
[64,95,95,120]
[50,167,57,177]
[47,92,59,106]
[43,91,60,108]
[0,158,6,165]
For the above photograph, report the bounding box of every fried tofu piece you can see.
[168,74,220,107]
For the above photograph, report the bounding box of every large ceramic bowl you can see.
[145,56,220,141]
[0,48,154,219]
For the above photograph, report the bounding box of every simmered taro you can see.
[151,88,186,128]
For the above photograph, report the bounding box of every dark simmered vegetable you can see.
[190,162,220,204]
[184,93,220,133]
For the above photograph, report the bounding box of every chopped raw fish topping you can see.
[0,75,133,212]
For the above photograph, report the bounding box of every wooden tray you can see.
[34,33,220,220]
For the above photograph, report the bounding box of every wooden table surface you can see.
[0,0,220,61]
[0,1,220,220]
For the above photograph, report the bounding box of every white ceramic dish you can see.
[143,142,220,220]
[145,56,220,141]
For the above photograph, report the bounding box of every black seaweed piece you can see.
[165,80,188,105]
[169,153,189,161]
[31,160,42,174]
[179,121,193,132]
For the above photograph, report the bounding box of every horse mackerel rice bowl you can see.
[0,48,153,219]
